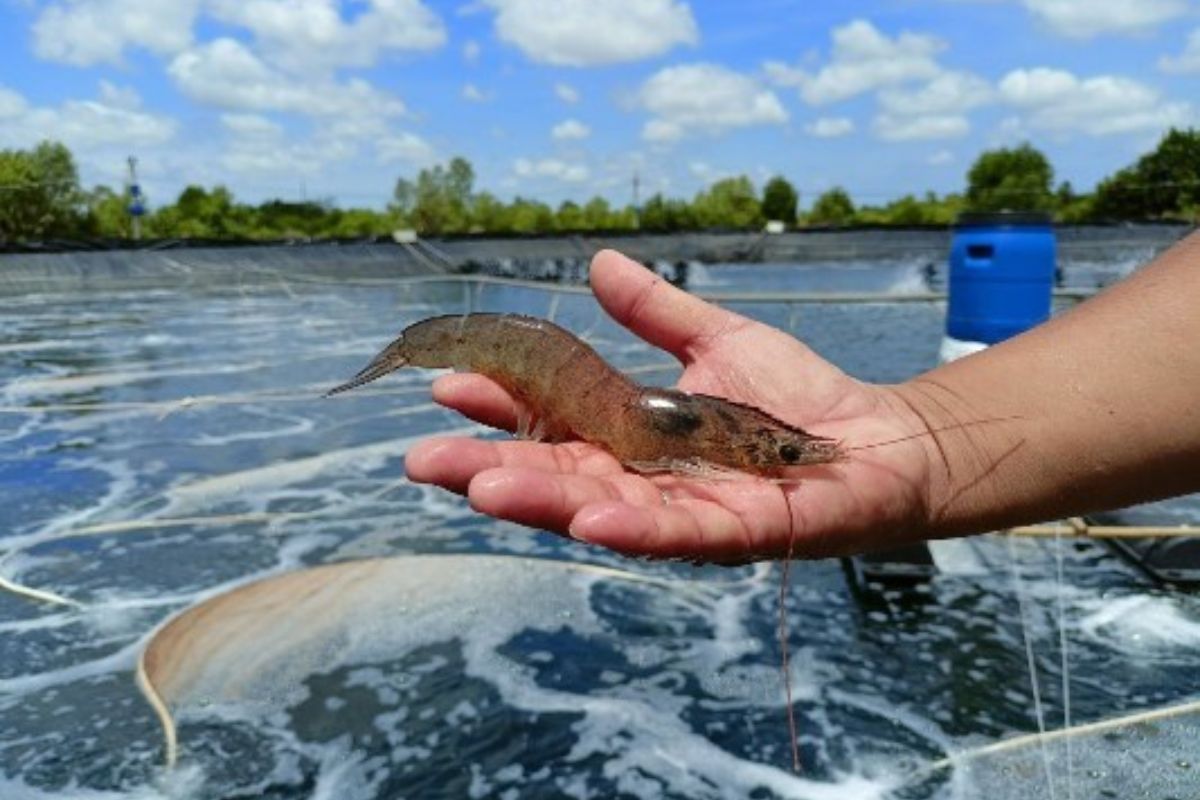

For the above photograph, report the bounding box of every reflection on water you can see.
[1,254,1198,799]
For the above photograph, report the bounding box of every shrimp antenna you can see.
[844,414,1023,453]
[325,343,408,397]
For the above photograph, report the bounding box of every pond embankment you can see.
[0,225,1191,295]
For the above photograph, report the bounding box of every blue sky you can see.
[1,0,1198,210]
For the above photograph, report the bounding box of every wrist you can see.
[883,377,1019,539]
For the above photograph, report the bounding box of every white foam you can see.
[0,637,140,695]
[187,408,314,446]
[886,259,932,295]
[0,775,173,800]
[138,334,182,348]
[686,261,725,288]
[309,744,387,800]
[4,363,266,400]
[0,340,74,354]
[2,458,142,551]
[1077,594,1200,654]
[161,425,478,515]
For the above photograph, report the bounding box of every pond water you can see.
[2,249,1198,799]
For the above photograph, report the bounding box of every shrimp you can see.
[326,313,843,479]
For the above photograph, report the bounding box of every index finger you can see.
[589,249,750,364]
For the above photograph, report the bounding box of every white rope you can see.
[1053,524,1075,800]
[1007,532,1058,800]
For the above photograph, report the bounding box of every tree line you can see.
[2,130,1198,244]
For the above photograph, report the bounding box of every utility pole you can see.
[126,156,145,241]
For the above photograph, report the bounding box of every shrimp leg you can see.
[513,402,549,442]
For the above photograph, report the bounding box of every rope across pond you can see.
[1006,517,1199,539]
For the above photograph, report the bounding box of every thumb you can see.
[589,249,744,363]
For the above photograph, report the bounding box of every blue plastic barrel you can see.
[946,212,1056,344]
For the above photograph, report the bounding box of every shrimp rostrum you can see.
[327,313,844,479]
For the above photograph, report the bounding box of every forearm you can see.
[896,230,1200,536]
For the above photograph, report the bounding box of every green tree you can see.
[328,208,390,237]
[393,156,476,235]
[692,176,762,229]
[1093,128,1200,220]
[882,194,927,225]
[582,196,614,230]
[761,175,798,224]
[85,185,132,238]
[470,191,508,233]
[149,185,254,238]
[555,200,584,231]
[639,193,696,232]
[610,204,640,231]
[254,200,331,237]
[919,191,966,225]
[808,187,856,225]
[965,143,1054,213]
[0,140,87,242]
[506,197,555,233]
[391,177,416,225]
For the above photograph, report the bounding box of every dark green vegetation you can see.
[2,131,1198,243]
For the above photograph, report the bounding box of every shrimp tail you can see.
[325,338,408,396]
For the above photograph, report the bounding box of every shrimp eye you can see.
[778,443,802,464]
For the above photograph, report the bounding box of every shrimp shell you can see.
[328,313,842,478]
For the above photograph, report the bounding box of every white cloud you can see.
[168,38,405,117]
[462,83,489,102]
[870,70,991,141]
[988,115,1029,146]
[219,142,324,177]
[642,119,683,143]
[874,113,969,140]
[485,0,698,66]
[551,119,590,140]
[217,111,433,177]
[1160,29,1200,73]
[999,67,1193,135]
[32,0,444,71]
[513,157,589,182]
[376,132,437,165]
[0,83,176,153]
[218,110,330,176]
[1019,0,1187,38]
[804,117,855,138]
[927,149,955,165]
[32,0,200,66]
[635,63,787,142]
[878,71,992,116]
[205,0,445,74]
[0,88,27,120]
[555,82,581,104]
[765,19,944,105]
[463,39,481,63]
[220,112,283,139]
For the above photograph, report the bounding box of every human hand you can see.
[406,249,944,562]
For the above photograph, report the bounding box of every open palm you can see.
[405,249,940,562]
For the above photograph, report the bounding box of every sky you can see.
[1,0,1198,210]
